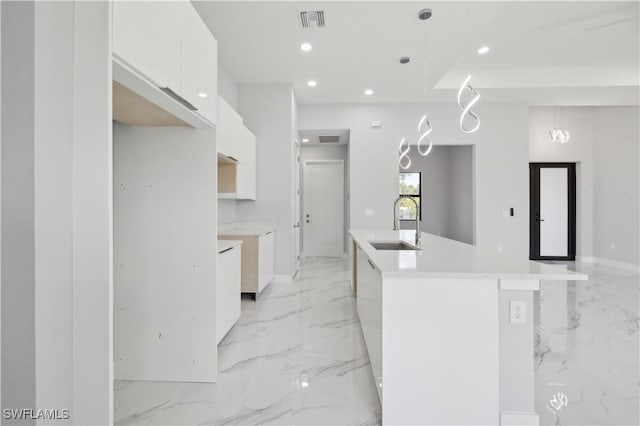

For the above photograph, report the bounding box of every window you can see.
[399,172,421,220]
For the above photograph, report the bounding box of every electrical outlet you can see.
[510,300,526,324]
[365,209,374,217]
[610,242,616,250]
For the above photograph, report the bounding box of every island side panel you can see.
[382,276,500,426]
[499,288,537,420]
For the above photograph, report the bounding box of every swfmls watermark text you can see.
[3,408,70,421]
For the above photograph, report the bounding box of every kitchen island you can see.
[351,229,587,426]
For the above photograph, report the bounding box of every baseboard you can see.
[500,411,539,426]
[271,274,292,284]
[577,256,640,273]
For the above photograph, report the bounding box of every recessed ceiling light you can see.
[307,80,317,87]
[477,46,490,55]
[198,93,208,98]
[302,138,309,143]
[364,89,374,96]
[300,43,312,52]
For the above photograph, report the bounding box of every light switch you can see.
[365,209,374,217]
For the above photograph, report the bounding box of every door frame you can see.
[529,162,577,261]
[301,159,345,258]
[293,140,301,277]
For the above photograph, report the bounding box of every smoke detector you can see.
[299,11,325,29]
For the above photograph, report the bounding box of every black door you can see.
[530,163,576,261]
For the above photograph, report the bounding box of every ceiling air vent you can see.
[318,135,340,144]
[299,11,325,29]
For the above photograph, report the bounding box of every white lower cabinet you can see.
[216,243,241,345]
[356,245,383,403]
[258,232,275,293]
[218,229,275,299]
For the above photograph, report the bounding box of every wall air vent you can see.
[318,135,340,144]
[299,11,325,29]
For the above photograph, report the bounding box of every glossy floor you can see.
[114,258,381,425]
[535,262,639,425]
[114,259,639,425]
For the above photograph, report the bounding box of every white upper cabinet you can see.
[217,97,242,161]
[113,1,182,90]
[236,126,256,200]
[181,3,217,124]
[113,0,217,126]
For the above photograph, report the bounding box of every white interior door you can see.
[293,142,301,275]
[303,160,344,257]
[539,167,569,257]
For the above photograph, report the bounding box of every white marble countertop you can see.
[351,229,588,281]
[217,240,242,253]
[218,222,275,237]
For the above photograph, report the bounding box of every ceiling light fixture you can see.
[417,8,434,156]
[307,80,317,87]
[300,42,312,52]
[549,106,570,143]
[477,46,490,55]
[456,6,481,134]
[457,75,481,133]
[198,93,208,98]
[550,129,570,144]
[399,137,411,170]
[417,115,433,156]
[364,89,374,96]
[302,138,309,143]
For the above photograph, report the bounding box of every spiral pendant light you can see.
[416,9,434,157]
[457,75,481,133]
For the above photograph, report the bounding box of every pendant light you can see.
[457,75,481,133]
[399,137,412,170]
[397,57,412,170]
[417,9,434,156]
[549,106,570,144]
[457,6,481,134]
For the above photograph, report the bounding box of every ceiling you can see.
[194,1,640,105]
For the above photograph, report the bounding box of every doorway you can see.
[302,160,345,257]
[293,140,301,277]
[529,163,576,260]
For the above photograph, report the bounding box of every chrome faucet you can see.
[393,196,421,246]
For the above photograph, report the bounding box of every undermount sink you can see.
[369,241,421,251]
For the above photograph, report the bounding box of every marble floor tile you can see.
[535,262,639,426]
[115,257,381,426]
[115,258,638,425]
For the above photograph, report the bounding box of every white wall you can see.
[72,3,113,422]
[450,145,474,245]
[529,107,595,259]
[218,65,238,111]
[114,124,217,382]
[299,103,529,257]
[1,2,36,416]
[299,144,349,252]
[593,107,639,264]
[236,84,296,277]
[400,146,452,237]
[1,2,113,423]
[399,145,474,245]
[34,2,74,421]
[529,106,639,265]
